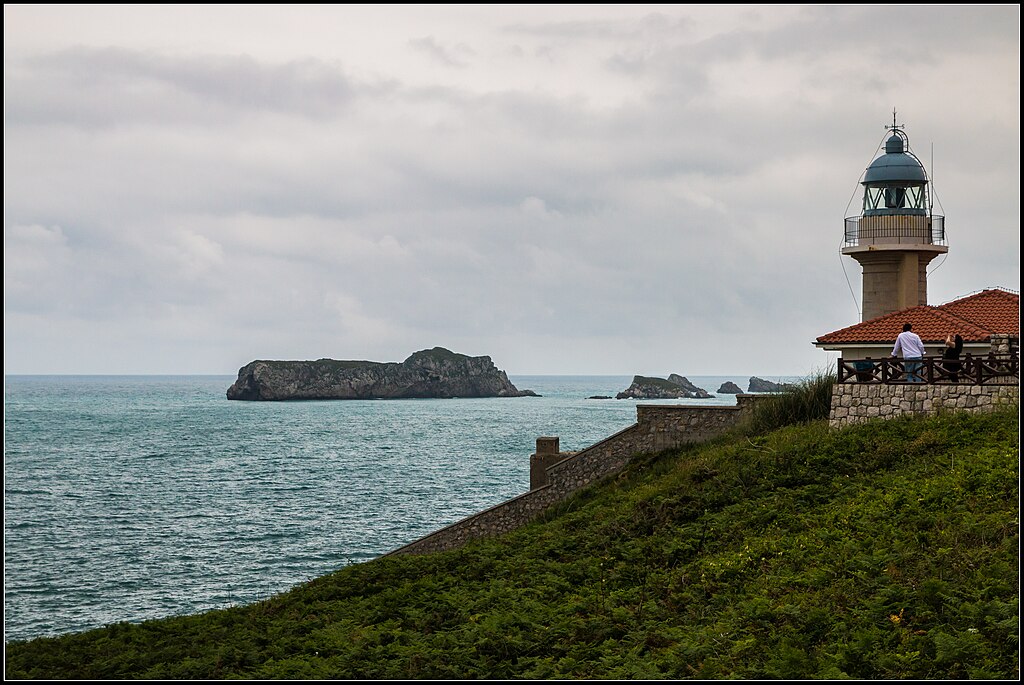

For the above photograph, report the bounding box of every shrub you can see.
[745,369,836,434]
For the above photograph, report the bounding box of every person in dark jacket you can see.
[942,332,964,382]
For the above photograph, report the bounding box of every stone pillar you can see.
[989,334,1015,356]
[987,334,1019,385]
[530,437,561,490]
[735,393,761,415]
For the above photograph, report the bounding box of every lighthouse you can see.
[843,118,947,321]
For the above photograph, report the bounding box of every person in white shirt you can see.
[891,322,926,382]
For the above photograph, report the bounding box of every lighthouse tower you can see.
[843,117,947,321]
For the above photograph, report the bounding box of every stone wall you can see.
[385,395,767,557]
[635,400,761,450]
[829,382,1019,429]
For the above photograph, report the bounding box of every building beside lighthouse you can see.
[816,287,1018,362]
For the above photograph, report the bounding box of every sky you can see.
[4,5,1020,376]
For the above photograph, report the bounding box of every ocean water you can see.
[3,373,798,642]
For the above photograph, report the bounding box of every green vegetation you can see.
[405,347,471,363]
[257,348,474,369]
[633,375,685,390]
[5,406,1018,679]
[262,359,376,371]
[745,369,836,434]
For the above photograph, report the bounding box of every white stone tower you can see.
[843,117,948,321]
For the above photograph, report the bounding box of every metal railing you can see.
[844,214,946,247]
[838,354,1018,385]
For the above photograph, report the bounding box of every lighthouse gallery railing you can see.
[844,214,946,248]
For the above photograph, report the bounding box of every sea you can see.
[4,373,799,643]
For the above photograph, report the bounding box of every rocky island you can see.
[717,381,743,394]
[615,374,712,400]
[747,376,796,393]
[226,347,538,401]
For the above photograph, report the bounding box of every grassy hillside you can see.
[5,406,1018,679]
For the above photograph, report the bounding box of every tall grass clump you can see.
[746,368,836,434]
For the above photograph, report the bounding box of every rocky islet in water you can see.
[227,347,538,400]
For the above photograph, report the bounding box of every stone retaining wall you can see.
[829,382,1019,429]
[385,395,767,557]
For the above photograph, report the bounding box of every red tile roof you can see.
[938,288,1019,335]
[816,288,1019,345]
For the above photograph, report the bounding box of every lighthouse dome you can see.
[863,133,927,184]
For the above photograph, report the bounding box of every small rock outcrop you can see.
[747,377,796,393]
[586,395,613,400]
[227,347,538,400]
[717,381,743,394]
[615,375,712,400]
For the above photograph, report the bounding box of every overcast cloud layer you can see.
[4,5,1020,375]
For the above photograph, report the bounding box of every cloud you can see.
[504,11,694,41]
[408,36,475,67]
[4,225,74,306]
[5,48,358,128]
[3,6,1019,374]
